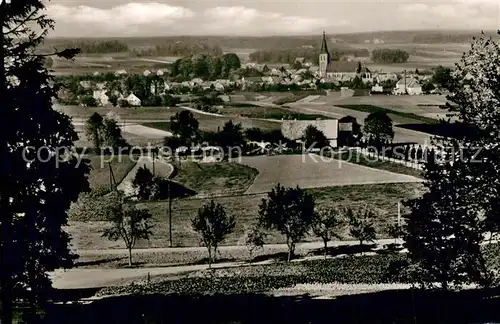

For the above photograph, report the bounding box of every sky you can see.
[45,0,500,37]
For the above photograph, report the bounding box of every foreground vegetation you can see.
[68,182,424,249]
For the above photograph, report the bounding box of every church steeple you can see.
[320,31,329,55]
[318,31,330,78]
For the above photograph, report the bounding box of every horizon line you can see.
[45,28,499,39]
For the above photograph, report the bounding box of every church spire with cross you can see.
[320,31,330,55]
[319,31,330,78]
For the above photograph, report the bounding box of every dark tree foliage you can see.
[302,125,330,150]
[0,1,90,322]
[133,42,222,57]
[102,201,153,266]
[258,184,315,262]
[371,49,410,63]
[60,40,129,53]
[312,207,344,258]
[403,32,500,290]
[422,81,436,94]
[363,112,394,143]
[132,166,155,200]
[192,201,235,267]
[85,112,104,151]
[170,110,199,145]
[432,66,454,90]
[217,120,245,157]
[346,207,377,247]
[248,47,369,64]
[170,52,240,80]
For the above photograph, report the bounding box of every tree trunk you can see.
[213,245,217,264]
[323,238,328,259]
[0,9,13,323]
[0,195,13,324]
[207,247,212,269]
[287,241,295,263]
[128,247,132,267]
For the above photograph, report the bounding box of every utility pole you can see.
[404,70,407,95]
[108,162,117,191]
[152,148,155,176]
[168,180,173,247]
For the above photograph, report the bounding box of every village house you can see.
[96,82,107,90]
[126,93,141,106]
[79,80,92,90]
[371,84,384,93]
[393,76,423,95]
[375,73,398,84]
[114,69,127,76]
[213,82,225,92]
[143,70,152,77]
[281,119,340,148]
[92,90,110,106]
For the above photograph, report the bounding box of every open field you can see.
[72,122,170,147]
[58,105,282,135]
[239,154,422,194]
[87,155,137,193]
[50,54,175,75]
[67,179,424,250]
[221,105,330,120]
[173,161,258,197]
[337,104,439,125]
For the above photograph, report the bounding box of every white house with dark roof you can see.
[393,76,422,95]
[126,93,141,106]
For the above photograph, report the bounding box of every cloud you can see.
[399,1,499,30]
[44,1,498,37]
[202,6,332,35]
[47,2,195,35]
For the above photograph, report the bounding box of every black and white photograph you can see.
[0,0,500,322]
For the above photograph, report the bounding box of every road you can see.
[51,239,398,289]
[50,234,497,289]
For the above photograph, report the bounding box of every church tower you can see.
[319,31,330,78]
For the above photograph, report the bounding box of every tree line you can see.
[59,40,129,53]
[132,42,223,57]
[371,49,410,63]
[170,53,241,80]
[248,47,370,64]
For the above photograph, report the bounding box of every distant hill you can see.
[42,30,499,53]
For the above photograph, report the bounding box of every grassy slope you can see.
[68,182,425,249]
[338,104,439,125]
[87,155,137,193]
[173,161,259,196]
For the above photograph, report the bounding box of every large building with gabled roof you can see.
[318,32,371,82]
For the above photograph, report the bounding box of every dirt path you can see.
[52,238,398,289]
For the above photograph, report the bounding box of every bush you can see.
[371,49,410,64]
